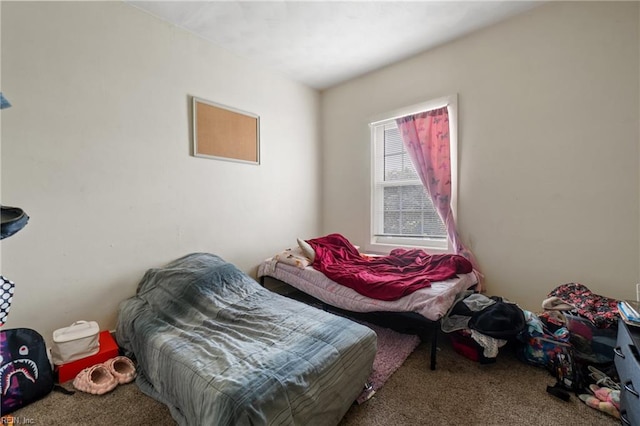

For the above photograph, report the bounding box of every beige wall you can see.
[0,2,321,339]
[2,1,638,339]
[322,1,640,311]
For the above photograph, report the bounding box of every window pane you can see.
[400,185,424,210]
[401,212,422,235]
[384,128,418,181]
[384,128,403,155]
[383,211,400,234]
[383,186,400,211]
[384,153,403,181]
[382,184,446,238]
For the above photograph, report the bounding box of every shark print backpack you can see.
[0,328,55,415]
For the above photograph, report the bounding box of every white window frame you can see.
[367,94,458,254]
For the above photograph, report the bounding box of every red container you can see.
[55,330,119,383]
[450,329,496,364]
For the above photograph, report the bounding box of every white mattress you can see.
[257,259,478,321]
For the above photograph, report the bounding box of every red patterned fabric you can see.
[548,283,619,328]
[307,234,473,301]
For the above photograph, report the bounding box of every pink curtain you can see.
[396,107,482,288]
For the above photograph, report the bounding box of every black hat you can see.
[468,302,526,339]
[1,206,29,240]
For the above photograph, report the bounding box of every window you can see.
[369,96,457,252]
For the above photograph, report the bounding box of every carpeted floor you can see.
[339,339,619,426]
[8,333,618,426]
[356,322,421,403]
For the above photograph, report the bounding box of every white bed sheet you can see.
[257,259,478,321]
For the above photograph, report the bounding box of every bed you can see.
[257,235,478,370]
[116,253,377,426]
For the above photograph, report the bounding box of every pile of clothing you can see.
[537,282,621,419]
[442,291,526,360]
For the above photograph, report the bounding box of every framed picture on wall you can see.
[192,97,260,165]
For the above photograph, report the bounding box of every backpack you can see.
[551,344,583,391]
[0,328,55,415]
[517,312,583,391]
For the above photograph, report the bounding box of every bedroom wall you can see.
[0,2,321,340]
[321,1,640,311]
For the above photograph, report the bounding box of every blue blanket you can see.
[116,253,376,426]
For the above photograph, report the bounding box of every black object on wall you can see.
[1,206,29,240]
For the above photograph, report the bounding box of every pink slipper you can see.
[72,364,118,395]
[579,394,620,419]
[104,356,136,384]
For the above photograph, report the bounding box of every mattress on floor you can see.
[117,253,377,426]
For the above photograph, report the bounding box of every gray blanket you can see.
[116,253,376,426]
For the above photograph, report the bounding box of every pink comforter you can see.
[307,234,473,301]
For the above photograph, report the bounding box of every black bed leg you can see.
[430,321,438,370]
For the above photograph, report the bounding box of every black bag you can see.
[0,328,54,415]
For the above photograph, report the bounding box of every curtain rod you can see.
[369,94,456,126]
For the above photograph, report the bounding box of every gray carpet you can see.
[8,336,618,426]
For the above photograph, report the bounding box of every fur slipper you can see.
[579,394,620,419]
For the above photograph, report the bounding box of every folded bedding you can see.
[306,233,473,301]
[116,253,377,426]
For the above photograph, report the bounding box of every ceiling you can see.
[127,1,542,90]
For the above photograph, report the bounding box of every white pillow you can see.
[297,238,315,262]
[274,249,310,269]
